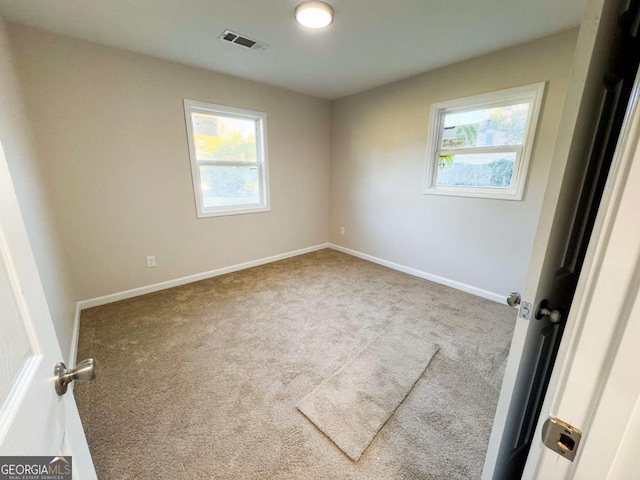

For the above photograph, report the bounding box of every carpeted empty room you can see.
[75,249,515,479]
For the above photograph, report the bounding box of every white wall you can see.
[0,17,77,361]
[7,24,332,301]
[329,30,578,297]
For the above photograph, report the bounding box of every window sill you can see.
[422,186,523,201]
[196,205,271,218]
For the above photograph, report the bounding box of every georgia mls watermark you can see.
[0,456,72,480]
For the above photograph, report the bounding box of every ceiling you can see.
[0,0,586,99]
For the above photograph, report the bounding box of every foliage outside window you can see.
[423,83,546,200]
[184,99,270,217]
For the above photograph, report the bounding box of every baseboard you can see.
[71,241,502,362]
[76,243,330,311]
[328,243,506,304]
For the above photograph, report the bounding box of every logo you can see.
[0,456,72,480]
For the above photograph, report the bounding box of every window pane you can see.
[199,165,260,208]
[440,103,530,149]
[191,112,258,162]
[436,152,516,188]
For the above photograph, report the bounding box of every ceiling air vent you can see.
[219,30,268,52]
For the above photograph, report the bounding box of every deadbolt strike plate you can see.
[542,417,582,461]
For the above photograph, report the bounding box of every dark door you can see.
[500,1,640,478]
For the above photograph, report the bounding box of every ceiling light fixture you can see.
[295,1,334,29]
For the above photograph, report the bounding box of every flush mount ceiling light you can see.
[295,1,334,29]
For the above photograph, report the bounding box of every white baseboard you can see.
[328,243,506,304]
[71,241,503,363]
[77,243,330,311]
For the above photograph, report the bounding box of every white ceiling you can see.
[0,0,586,99]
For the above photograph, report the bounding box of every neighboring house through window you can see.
[423,82,546,200]
[184,99,270,217]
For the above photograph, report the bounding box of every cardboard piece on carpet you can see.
[297,324,439,461]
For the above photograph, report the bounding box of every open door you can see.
[529,60,640,479]
[0,139,97,478]
[483,0,640,477]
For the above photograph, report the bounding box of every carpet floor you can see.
[75,249,516,479]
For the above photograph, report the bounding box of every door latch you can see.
[518,301,533,320]
[507,291,532,319]
[541,417,582,461]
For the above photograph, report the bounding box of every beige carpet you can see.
[297,324,439,461]
[75,249,516,479]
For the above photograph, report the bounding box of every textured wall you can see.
[8,24,332,300]
[329,30,578,297]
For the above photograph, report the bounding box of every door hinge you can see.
[541,417,582,461]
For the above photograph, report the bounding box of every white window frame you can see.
[183,99,270,218]
[423,82,546,200]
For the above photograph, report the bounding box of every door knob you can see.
[507,291,522,307]
[54,358,96,395]
[535,300,563,324]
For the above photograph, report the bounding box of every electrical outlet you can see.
[146,255,156,268]
[340,226,346,235]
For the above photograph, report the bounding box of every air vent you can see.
[219,29,268,52]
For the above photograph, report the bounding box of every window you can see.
[184,99,270,217]
[423,82,545,200]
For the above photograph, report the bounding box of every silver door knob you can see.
[507,291,522,307]
[54,358,96,395]
[535,300,563,324]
